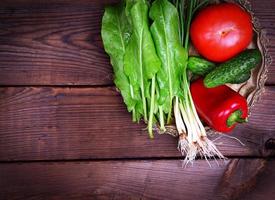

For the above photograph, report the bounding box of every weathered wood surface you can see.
[0,0,274,85]
[217,159,267,200]
[0,160,228,200]
[0,1,113,85]
[0,159,273,200]
[0,86,274,161]
[241,159,275,200]
[0,0,274,199]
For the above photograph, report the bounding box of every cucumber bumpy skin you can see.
[204,49,262,88]
[229,71,251,84]
[188,56,216,76]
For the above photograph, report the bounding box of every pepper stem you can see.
[227,110,248,127]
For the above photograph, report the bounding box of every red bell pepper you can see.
[190,79,248,133]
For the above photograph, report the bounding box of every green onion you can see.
[172,0,225,165]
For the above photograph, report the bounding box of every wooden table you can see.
[0,0,274,199]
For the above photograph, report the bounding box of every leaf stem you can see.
[148,75,156,138]
[192,0,209,15]
[167,102,172,124]
[132,107,136,122]
[184,0,194,49]
[159,106,166,131]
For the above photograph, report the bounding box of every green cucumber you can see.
[188,56,216,76]
[229,72,251,84]
[204,49,261,88]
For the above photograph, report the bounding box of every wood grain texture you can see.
[0,1,113,85]
[0,0,274,85]
[241,159,275,200]
[0,0,119,5]
[0,1,274,199]
[217,159,267,200]
[1,159,273,200]
[0,159,229,200]
[0,86,274,161]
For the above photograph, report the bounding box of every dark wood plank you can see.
[0,86,274,161]
[0,1,114,85]
[241,159,275,200]
[0,0,274,85]
[1,159,272,200]
[0,159,239,200]
[217,159,267,200]
[0,0,118,5]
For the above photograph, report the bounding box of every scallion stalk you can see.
[172,0,225,165]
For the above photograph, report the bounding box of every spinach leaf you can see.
[124,0,161,123]
[149,0,188,123]
[101,4,140,120]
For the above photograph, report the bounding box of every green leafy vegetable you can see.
[101,0,225,165]
[124,0,161,137]
[101,4,138,118]
[149,0,187,125]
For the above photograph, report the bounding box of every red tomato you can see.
[190,3,253,62]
